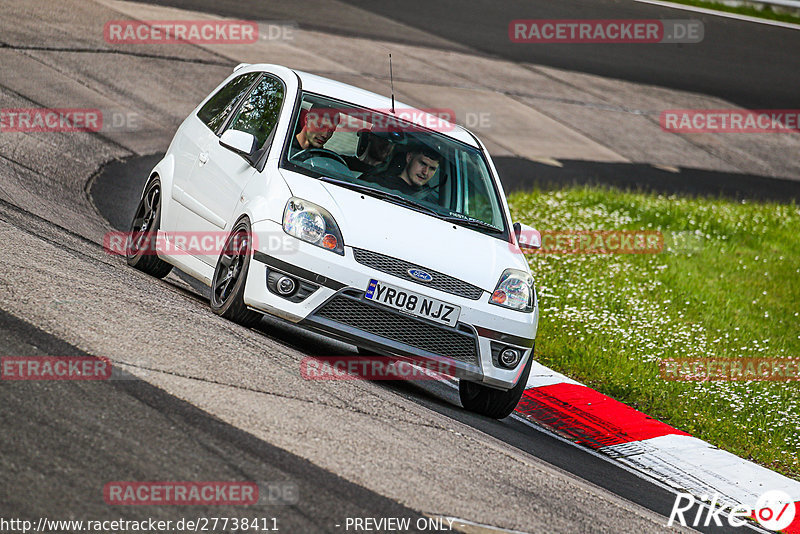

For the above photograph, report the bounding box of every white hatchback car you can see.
[126,63,541,418]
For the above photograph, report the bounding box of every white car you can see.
[126,63,541,418]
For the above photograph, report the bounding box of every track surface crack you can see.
[0,41,231,66]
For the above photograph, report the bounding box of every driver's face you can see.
[304,111,339,148]
[405,153,439,187]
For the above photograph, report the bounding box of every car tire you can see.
[459,345,534,419]
[126,178,173,279]
[210,218,262,328]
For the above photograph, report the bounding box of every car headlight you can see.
[283,197,344,255]
[489,269,535,312]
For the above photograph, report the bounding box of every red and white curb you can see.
[514,361,800,532]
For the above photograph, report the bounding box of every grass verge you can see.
[656,0,800,25]
[509,187,800,479]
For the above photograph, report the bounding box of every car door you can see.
[169,71,261,234]
[179,73,287,266]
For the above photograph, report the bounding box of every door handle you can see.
[198,152,209,165]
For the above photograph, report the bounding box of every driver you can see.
[342,125,404,174]
[292,104,341,151]
[361,145,442,204]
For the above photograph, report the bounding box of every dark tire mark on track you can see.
[494,157,800,203]
[132,0,800,109]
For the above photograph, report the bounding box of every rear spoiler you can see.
[233,63,251,73]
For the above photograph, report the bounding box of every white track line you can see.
[603,435,800,509]
[635,0,800,30]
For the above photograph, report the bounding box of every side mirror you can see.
[219,129,257,160]
[514,222,541,252]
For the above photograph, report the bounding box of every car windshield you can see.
[280,92,508,239]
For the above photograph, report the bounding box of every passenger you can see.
[292,105,340,151]
[362,145,442,204]
[342,126,403,174]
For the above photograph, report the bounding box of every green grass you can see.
[509,187,800,478]
[660,0,800,25]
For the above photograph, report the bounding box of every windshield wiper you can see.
[318,176,441,217]
[441,216,504,234]
[374,192,441,217]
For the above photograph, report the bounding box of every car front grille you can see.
[313,292,479,366]
[351,248,484,300]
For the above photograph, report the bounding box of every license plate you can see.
[364,279,461,327]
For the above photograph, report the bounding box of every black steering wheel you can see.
[290,148,348,166]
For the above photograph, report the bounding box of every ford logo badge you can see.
[407,268,433,282]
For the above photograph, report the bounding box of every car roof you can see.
[237,64,480,148]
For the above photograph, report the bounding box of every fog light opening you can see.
[499,348,521,369]
[276,275,297,296]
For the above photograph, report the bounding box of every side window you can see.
[456,152,501,226]
[196,72,260,133]
[227,75,285,148]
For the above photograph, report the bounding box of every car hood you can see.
[278,169,529,292]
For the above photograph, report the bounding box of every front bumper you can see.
[244,220,538,390]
